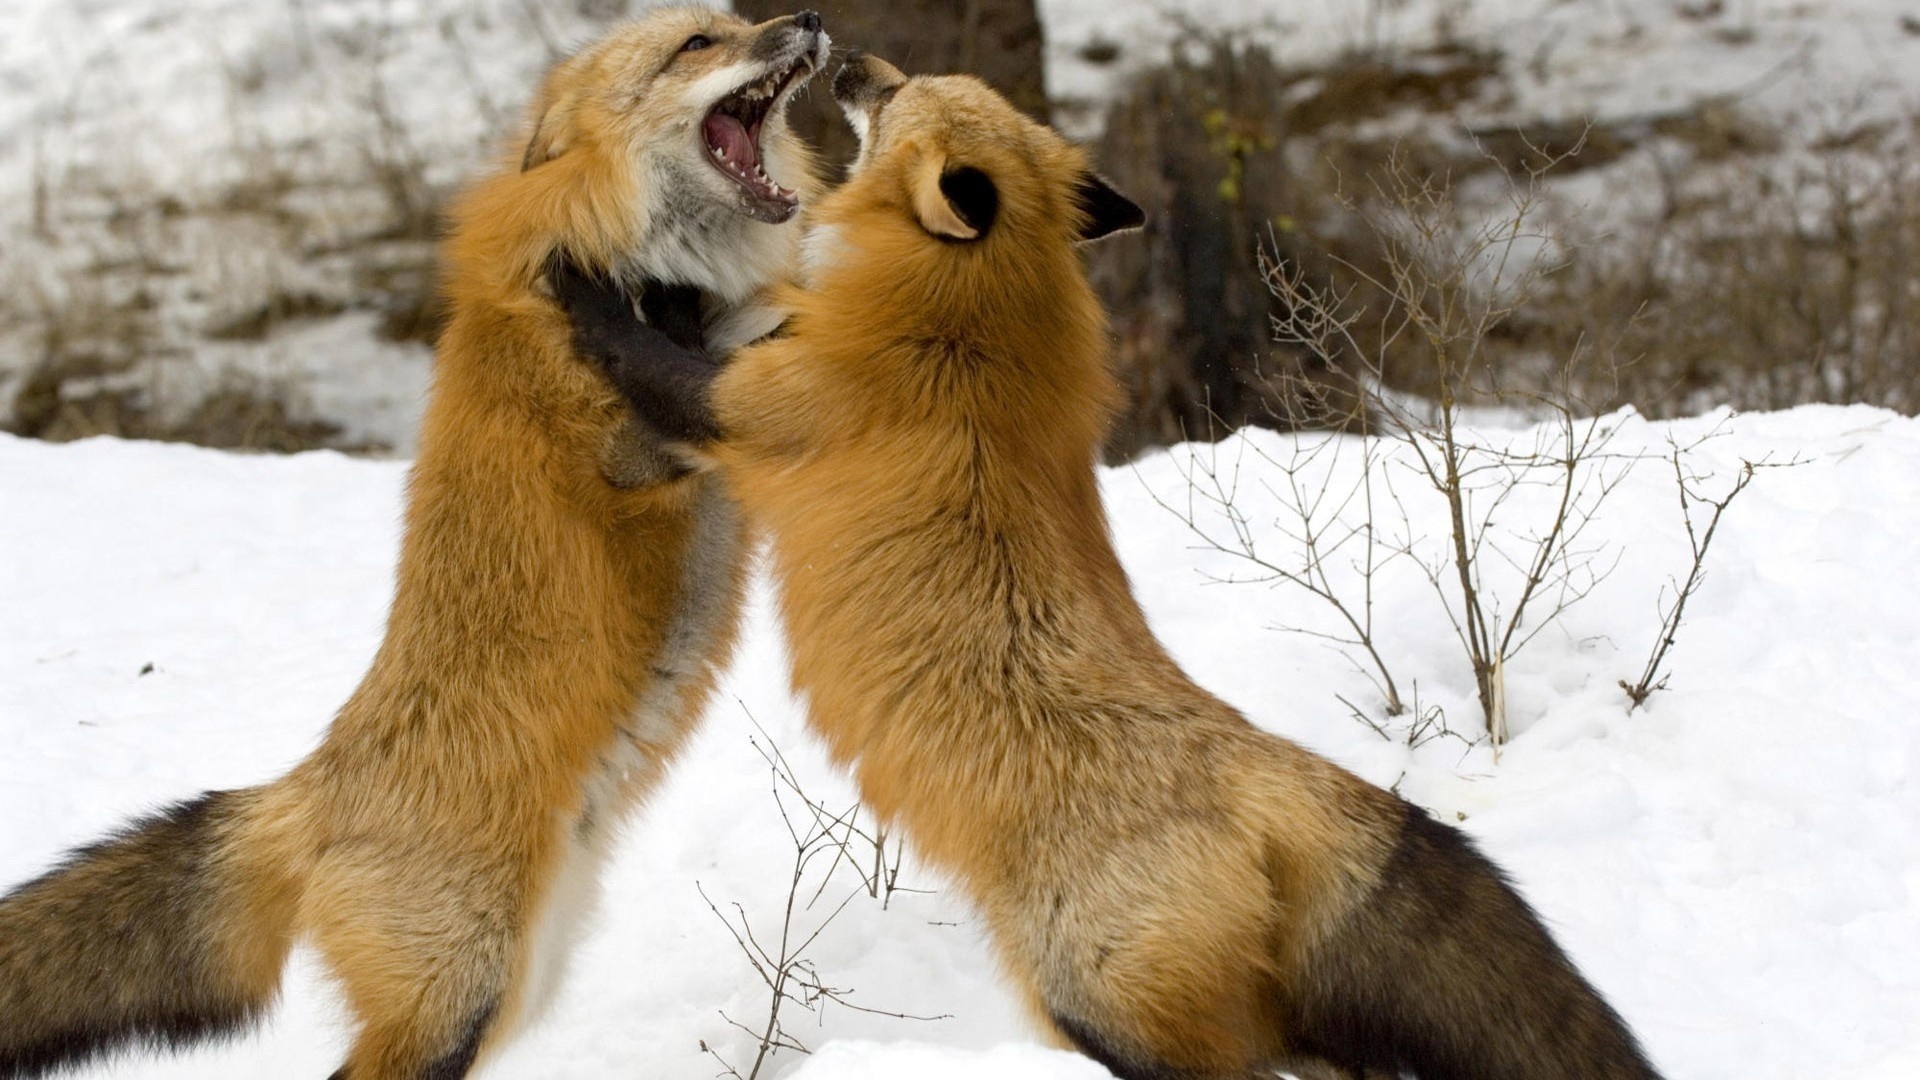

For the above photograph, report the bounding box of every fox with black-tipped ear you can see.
[557,51,1662,1080]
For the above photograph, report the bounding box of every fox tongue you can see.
[701,94,797,222]
[704,112,759,172]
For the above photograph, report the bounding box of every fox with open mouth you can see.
[0,9,827,1080]
[528,6,829,321]
[557,50,1669,1080]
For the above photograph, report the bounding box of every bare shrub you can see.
[1247,145,1643,749]
[698,722,941,1079]
[1544,112,1920,416]
[358,9,441,244]
[1087,33,1510,460]
[1081,21,1872,463]
[1163,133,1810,749]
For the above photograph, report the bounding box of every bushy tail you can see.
[0,788,299,1078]
[1290,803,1665,1080]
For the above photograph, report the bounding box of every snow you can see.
[4,2,1920,1075]
[4,405,1917,1078]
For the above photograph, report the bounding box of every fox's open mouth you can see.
[703,54,815,223]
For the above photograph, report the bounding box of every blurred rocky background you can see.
[2,0,1915,457]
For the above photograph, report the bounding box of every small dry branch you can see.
[1620,444,1789,709]
[1150,425,1409,717]
[698,716,942,1080]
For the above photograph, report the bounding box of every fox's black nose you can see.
[794,10,822,33]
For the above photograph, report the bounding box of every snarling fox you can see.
[0,9,828,1079]
[556,53,1668,1080]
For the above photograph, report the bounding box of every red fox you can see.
[0,10,828,1080]
[555,53,1668,1080]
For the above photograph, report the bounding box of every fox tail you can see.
[0,788,299,1078]
[1288,803,1665,1080]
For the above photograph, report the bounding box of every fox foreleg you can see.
[549,259,722,445]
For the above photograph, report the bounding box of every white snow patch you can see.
[4,406,1918,1077]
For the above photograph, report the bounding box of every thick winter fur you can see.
[566,56,1665,1080]
[0,10,825,1079]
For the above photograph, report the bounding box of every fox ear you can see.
[1074,172,1145,242]
[522,90,578,171]
[911,154,997,242]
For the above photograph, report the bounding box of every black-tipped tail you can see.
[0,789,293,1078]
[1287,803,1664,1080]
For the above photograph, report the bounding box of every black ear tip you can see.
[1074,172,1145,242]
[940,166,1001,237]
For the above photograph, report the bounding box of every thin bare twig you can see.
[698,722,944,1078]
[1621,446,1792,709]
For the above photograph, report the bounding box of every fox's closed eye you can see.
[680,34,713,52]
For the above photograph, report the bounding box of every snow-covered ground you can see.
[4,405,1916,1078]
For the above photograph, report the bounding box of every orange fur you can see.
[1,11,824,1079]
[715,63,1395,1075]
[697,59,1661,1080]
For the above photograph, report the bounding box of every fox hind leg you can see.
[1053,1013,1388,1080]
[324,1001,494,1080]
[323,982,499,1080]
[303,851,524,1080]
[1050,1013,1187,1080]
